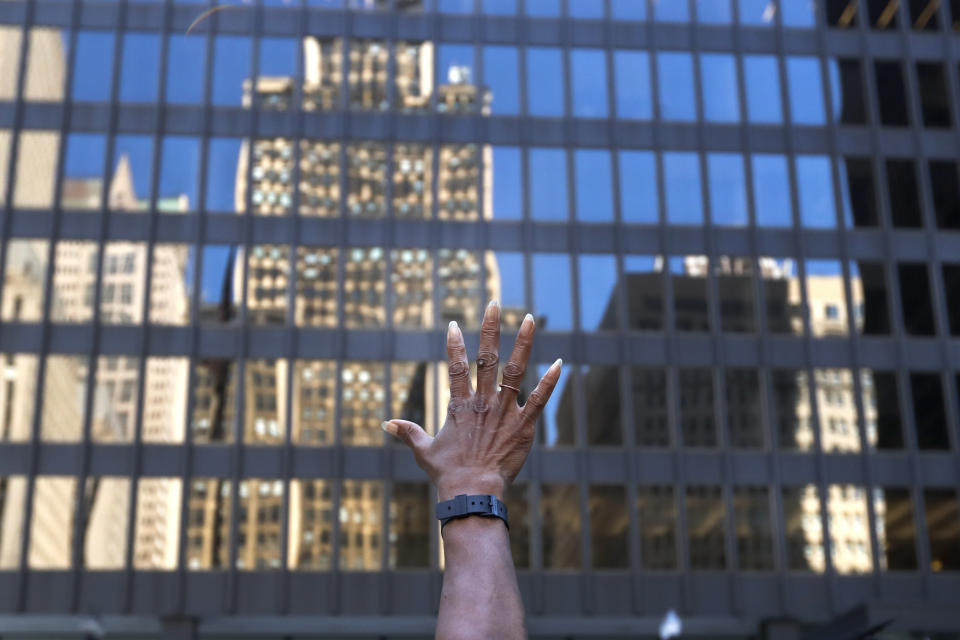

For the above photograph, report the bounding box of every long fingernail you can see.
[488,299,500,310]
[448,320,460,337]
[381,421,398,436]
[552,358,563,370]
[523,313,534,326]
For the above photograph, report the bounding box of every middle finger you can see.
[475,299,501,399]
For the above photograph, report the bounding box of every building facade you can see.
[0,0,959,638]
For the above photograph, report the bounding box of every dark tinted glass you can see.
[944,265,960,336]
[782,485,825,572]
[867,0,900,28]
[389,483,430,569]
[874,61,910,126]
[929,161,960,229]
[589,485,629,569]
[584,365,621,446]
[637,486,677,570]
[898,263,936,336]
[916,63,952,127]
[874,488,918,571]
[826,0,859,27]
[632,367,670,447]
[910,373,949,450]
[840,157,878,227]
[505,485,530,568]
[541,484,581,569]
[908,0,940,30]
[925,489,960,571]
[854,262,891,336]
[733,487,774,570]
[624,256,663,330]
[679,368,716,448]
[726,369,764,449]
[867,370,905,450]
[672,256,710,332]
[716,256,756,332]
[886,159,923,228]
[686,486,726,569]
[831,59,868,125]
[773,369,814,452]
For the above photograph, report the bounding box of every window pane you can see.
[752,155,792,228]
[866,0,900,28]
[439,0,473,14]
[862,369,903,450]
[438,44,475,114]
[247,137,294,217]
[289,479,332,570]
[72,31,114,103]
[850,261,890,336]
[697,0,733,23]
[829,58,868,125]
[571,49,607,117]
[199,245,237,324]
[142,357,189,444]
[505,484,530,568]
[191,358,237,443]
[805,260,849,337]
[917,63,952,128]
[0,27,22,100]
[687,486,726,569]
[925,489,960,571]
[700,54,740,122]
[390,483,430,569]
[584,365,621,446]
[589,485,628,569]
[945,264,960,336]
[340,362,385,446]
[624,255,664,330]
[119,33,159,103]
[734,487,774,570]
[782,485,825,572]
[526,48,564,117]
[165,35,206,104]
[212,36,250,107]
[100,241,146,325]
[2,240,48,323]
[578,255,617,331]
[744,55,783,123]
[664,152,703,224]
[655,0,690,21]
[539,363,574,447]
[726,369,764,448]
[160,136,199,212]
[245,245,290,326]
[658,53,696,121]
[298,141,340,217]
[679,368,716,447]
[91,356,138,444]
[295,248,337,328]
[243,359,286,445]
[908,0,940,29]
[839,157,878,227]
[438,249,485,329]
[24,28,67,102]
[637,486,676,569]
[614,51,652,120]
[149,244,193,326]
[391,249,432,329]
[875,61,910,126]
[874,488,918,571]
[533,254,572,331]
[530,148,569,221]
[910,372,949,450]
[886,159,922,228]
[541,484,581,569]
[773,369,814,451]
[716,256,756,332]
[0,354,38,443]
[672,255,710,332]
[483,0,516,14]
[29,476,76,568]
[575,150,613,222]
[291,360,336,445]
[783,0,817,25]
[612,0,646,19]
[186,479,230,570]
[236,479,283,570]
[484,46,519,115]
[527,0,560,16]
[898,263,936,336]
[815,368,861,453]
[787,57,826,125]
[343,248,386,328]
[41,355,88,442]
[111,135,153,213]
[740,0,779,24]
[14,131,60,208]
[930,161,960,229]
[826,0,860,27]
[708,153,748,226]
[133,478,181,570]
[205,137,242,215]
[61,133,105,210]
[827,484,873,574]
[339,480,382,571]
[619,151,658,224]
[491,147,522,220]
[83,477,129,569]
[796,156,837,228]
[492,252,526,330]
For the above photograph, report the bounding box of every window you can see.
[132,478,181,570]
[533,254,572,331]
[212,36,250,107]
[632,367,669,447]
[782,485,825,572]
[924,489,960,571]
[916,62,952,128]
[908,0,940,30]
[782,0,817,26]
[14,131,60,209]
[637,486,677,569]
[773,369,813,451]
[539,362,575,447]
[614,51,652,120]
[910,373,949,450]
[944,264,960,336]
[796,156,838,228]
[389,483,431,569]
[583,365,622,446]
[575,150,613,222]
[491,147,522,220]
[739,0,778,25]
[578,255,617,331]
[829,58,868,125]
[624,256,663,330]
[726,369,764,448]
[886,159,923,228]
[141,357,189,444]
[149,244,194,326]
[483,46,519,115]
[29,477,76,569]
[929,161,960,229]
[72,31,114,103]
[826,0,860,27]
[787,57,827,125]
[619,151,658,224]
[863,370,904,450]
[658,53,697,122]
[707,153,748,226]
[190,359,237,443]
[526,48,564,117]
[82,477,130,569]
[827,484,873,574]
[529,148,569,221]
[92,356,139,443]
[686,486,726,569]
[700,54,740,123]
[612,0,646,20]
[898,263,936,336]
[679,368,716,447]
[664,153,703,224]
[874,488,918,571]
[61,133,106,211]
[672,256,710,332]
[867,0,900,28]
[734,487,774,570]
[589,486,629,569]
[850,261,891,336]
[697,0,732,24]
[744,55,783,124]
[340,363,386,446]
[874,61,910,126]
[289,480,332,570]
[541,484,581,569]
[505,485,530,568]
[752,155,793,227]
[166,35,206,104]
[339,480,382,571]
[2,240,48,323]
[526,0,560,16]
[839,157,878,227]
[494,252,526,330]
[655,0,690,21]
[815,368,861,452]
[570,49,608,118]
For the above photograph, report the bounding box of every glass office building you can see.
[0,0,959,637]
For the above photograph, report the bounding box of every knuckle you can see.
[472,395,490,413]
[448,360,469,379]
[502,360,525,381]
[476,350,499,370]
[447,397,470,416]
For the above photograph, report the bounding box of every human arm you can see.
[383,301,562,640]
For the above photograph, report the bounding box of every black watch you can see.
[436,494,509,531]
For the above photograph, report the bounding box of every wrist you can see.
[435,472,506,502]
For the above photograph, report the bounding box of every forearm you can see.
[437,517,526,640]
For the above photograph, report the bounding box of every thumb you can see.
[382,419,432,453]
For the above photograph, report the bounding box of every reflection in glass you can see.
[235,479,283,570]
[288,479,332,570]
[61,134,105,210]
[874,487,917,571]
[658,53,696,122]
[716,256,756,333]
[679,368,716,448]
[664,153,703,225]
[828,484,873,574]
[875,61,910,126]
[612,0,646,19]
[13,131,59,208]
[245,245,290,325]
[505,484,530,568]
[390,249,432,329]
[839,157,878,227]
[142,357,189,444]
[908,0,940,30]
[850,261,889,335]
[0,27,22,100]
[924,489,960,571]
[686,486,726,569]
[166,35,206,104]
[624,256,663,330]
[898,263,936,336]
[632,368,669,447]
[886,159,922,228]
[493,252,525,330]
[0,130,8,207]
[212,36,250,107]
[527,0,560,16]
[910,372,949,450]
[24,28,67,102]
[578,255,617,331]
[298,141,340,217]
[782,0,816,25]
[205,138,243,215]
[541,484,580,569]
[539,363,574,447]
[700,54,739,123]
[671,256,710,332]
[726,369,764,449]
[83,477,129,569]
[697,0,732,23]
[133,478,182,570]
[340,480,382,571]
[917,63,952,128]
[782,485,825,572]
[119,33,160,104]
[344,248,386,328]
[787,57,826,125]
[569,0,603,17]
[619,151,658,224]
[341,362,385,446]
[41,355,88,442]
[583,365,621,446]
[805,260,849,337]
[636,486,676,569]
[773,369,813,451]
[533,254,572,331]
[484,47,519,116]
[589,485,628,569]
[575,150,613,222]
[0,476,27,568]
[99,242,146,325]
[739,0,780,24]
[614,52,652,120]
[753,153,796,226]
[243,359,286,445]
[571,49,608,118]
[159,137,199,212]
[744,55,783,123]
[529,148,569,221]
[866,0,899,28]
[862,370,902,450]
[708,154,748,226]
[2,240,48,323]
[526,48,564,117]
[796,156,837,228]
[199,245,237,324]
[0,354,38,443]
[292,248,336,327]
[815,368,861,453]
[828,58,867,125]
[760,258,802,335]
[191,359,237,443]
[29,476,75,569]
[110,135,154,213]
[945,264,960,336]
[91,356,138,443]
[491,147,522,220]
[437,249,485,329]
[733,487,773,570]
[72,31,114,103]
[186,478,230,570]
[292,360,336,445]
[149,244,193,326]
[390,482,430,569]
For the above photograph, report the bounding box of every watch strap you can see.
[436,494,509,531]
